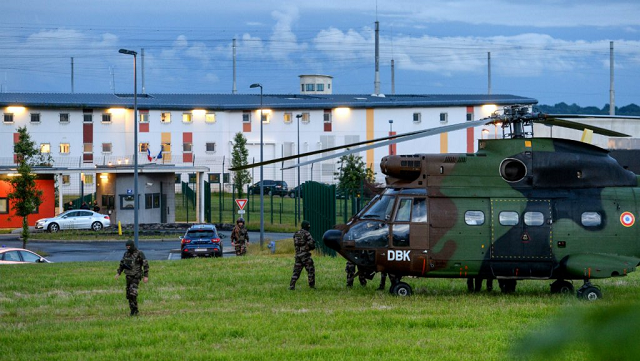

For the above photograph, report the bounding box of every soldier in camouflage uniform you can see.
[345,261,368,287]
[289,220,316,290]
[115,240,149,316]
[231,217,249,256]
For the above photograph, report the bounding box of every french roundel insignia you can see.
[620,212,635,227]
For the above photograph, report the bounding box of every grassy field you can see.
[2,246,640,360]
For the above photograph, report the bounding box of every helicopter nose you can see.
[323,229,343,251]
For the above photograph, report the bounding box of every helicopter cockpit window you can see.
[581,212,602,227]
[499,211,519,226]
[412,198,427,223]
[395,199,412,222]
[362,195,395,220]
[524,212,544,226]
[464,211,485,226]
[344,221,389,248]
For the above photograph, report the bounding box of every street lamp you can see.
[296,113,302,224]
[249,83,264,249]
[119,48,139,248]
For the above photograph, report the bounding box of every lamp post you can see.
[119,48,139,248]
[249,83,264,249]
[296,113,302,225]
[388,119,394,155]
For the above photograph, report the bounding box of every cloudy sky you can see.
[1,0,639,106]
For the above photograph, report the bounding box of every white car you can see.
[0,248,51,264]
[35,210,111,232]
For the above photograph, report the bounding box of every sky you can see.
[0,0,639,107]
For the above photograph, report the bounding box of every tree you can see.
[8,126,49,248]
[335,152,375,196]
[230,132,251,198]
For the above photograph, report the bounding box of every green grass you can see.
[2,252,640,360]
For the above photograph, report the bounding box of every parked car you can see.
[180,224,223,259]
[0,248,51,264]
[248,180,289,197]
[288,184,305,198]
[35,210,111,233]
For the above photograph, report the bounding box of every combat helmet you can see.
[301,220,311,231]
[237,217,245,224]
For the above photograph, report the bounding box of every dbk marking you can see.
[388,250,410,261]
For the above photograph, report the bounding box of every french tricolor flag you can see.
[147,148,152,161]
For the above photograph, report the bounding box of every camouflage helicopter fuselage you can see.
[324,137,640,285]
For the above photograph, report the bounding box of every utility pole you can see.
[487,52,491,95]
[610,41,615,115]
[71,57,74,93]
[233,38,237,94]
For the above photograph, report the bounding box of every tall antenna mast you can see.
[233,38,237,94]
[610,41,615,115]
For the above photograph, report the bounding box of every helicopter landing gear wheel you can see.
[391,282,412,297]
[577,282,602,301]
[498,279,517,294]
[550,280,574,295]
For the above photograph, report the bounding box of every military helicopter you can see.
[232,105,640,300]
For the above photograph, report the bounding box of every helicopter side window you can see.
[581,212,602,227]
[464,211,485,226]
[499,211,519,226]
[362,195,395,220]
[395,199,412,222]
[344,221,389,248]
[412,198,427,223]
[524,212,544,226]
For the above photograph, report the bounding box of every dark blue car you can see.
[180,224,223,259]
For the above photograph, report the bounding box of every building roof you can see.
[0,93,537,111]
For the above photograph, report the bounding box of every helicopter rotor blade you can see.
[282,118,495,170]
[536,114,633,137]
[229,117,495,171]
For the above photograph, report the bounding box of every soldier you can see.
[231,217,249,256]
[64,201,74,211]
[114,240,149,316]
[289,220,316,290]
[345,261,367,287]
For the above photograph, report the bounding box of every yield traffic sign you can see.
[235,199,248,210]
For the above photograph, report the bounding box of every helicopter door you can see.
[490,199,553,277]
[387,197,430,275]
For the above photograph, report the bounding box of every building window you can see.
[61,175,70,185]
[83,174,94,185]
[161,112,171,123]
[324,109,332,123]
[205,142,216,152]
[301,112,310,123]
[440,112,448,124]
[40,143,50,154]
[145,193,161,209]
[413,112,421,123]
[139,112,149,123]
[102,113,111,123]
[0,198,7,214]
[3,113,14,124]
[59,143,70,154]
[284,113,292,124]
[83,114,93,123]
[139,143,149,153]
[305,84,315,91]
[83,143,93,154]
[60,113,70,123]
[31,113,41,123]
[205,113,216,123]
[317,84,324,91]
[466,113,473,122]
[261,111,270,124]
[120,195,135,210]
[242,111,251,123]
[183,142,192,152]
[102,143,112,153]
[301,84,305,92]
[175,174,181,184]
[182,113,192,123]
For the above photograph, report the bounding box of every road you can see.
[0,231,291,262]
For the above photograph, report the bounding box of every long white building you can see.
[0,92,536,195]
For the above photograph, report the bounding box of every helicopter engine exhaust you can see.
[380,155,423,180]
